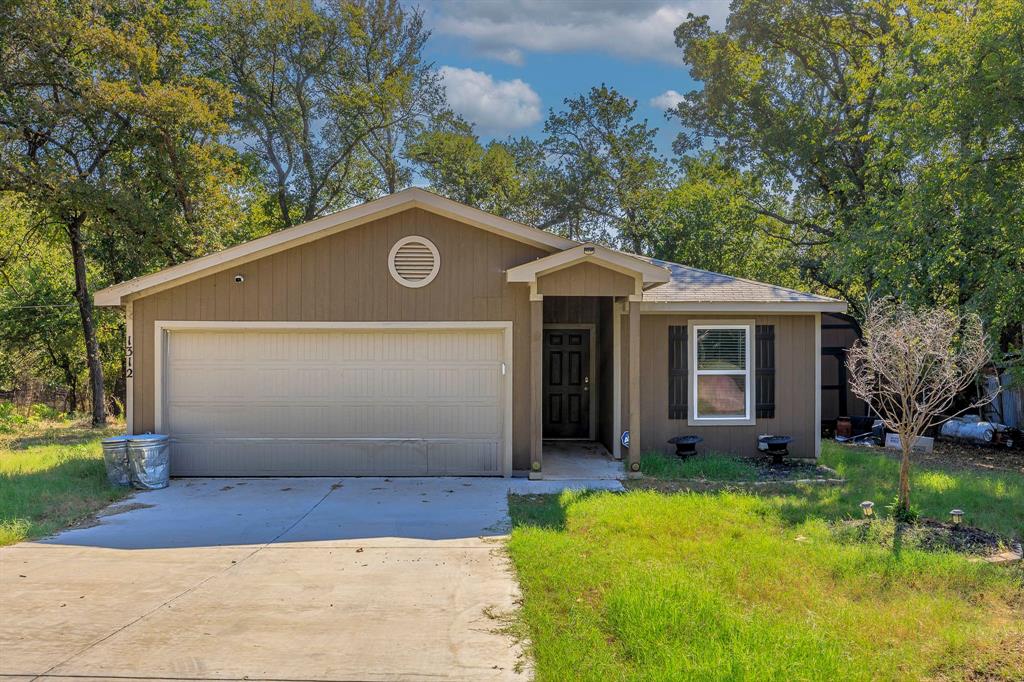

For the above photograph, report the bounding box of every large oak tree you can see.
[0,0,235,425]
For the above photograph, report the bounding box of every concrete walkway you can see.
[0,476,621,682]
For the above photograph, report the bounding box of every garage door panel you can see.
[168,438,503,477]
[163,328,507,476]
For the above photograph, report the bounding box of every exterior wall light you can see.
[950,509,964,526]
[860,501,875,518]
[531,461,541,472]
[583,245,596,255]
[233,274,245,284]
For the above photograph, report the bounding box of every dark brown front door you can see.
[543,329,590,439]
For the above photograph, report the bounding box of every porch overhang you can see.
[506,243,670,300]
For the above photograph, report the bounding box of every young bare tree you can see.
[847,300,994,517]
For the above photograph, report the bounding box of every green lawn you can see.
[0,421,129,546]
[779,442,1024,540]
[508,442,1024,680]
[640,451,760,481]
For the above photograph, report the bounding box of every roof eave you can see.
[638,300,848,313]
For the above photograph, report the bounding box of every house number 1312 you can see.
[125,335,133,379]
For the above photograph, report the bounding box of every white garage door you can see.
[161,327,509,476]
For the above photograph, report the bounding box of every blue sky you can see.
[418,1,729,158]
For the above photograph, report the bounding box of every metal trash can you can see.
[101,435,131,487]
[127,434,171,490]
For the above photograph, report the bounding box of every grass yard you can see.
[771,442,1024,540]
[639,451,760,481]
[0,421,129,546]
[509,442,1024,680]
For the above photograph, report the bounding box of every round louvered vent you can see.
[388,236,440,288]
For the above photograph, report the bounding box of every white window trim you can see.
[688,320,755,427]
[388,235,440,288]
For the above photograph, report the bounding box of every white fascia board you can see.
[506,243,670,285]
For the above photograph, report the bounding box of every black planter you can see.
[667,435,703,458]
[758,435,792,464]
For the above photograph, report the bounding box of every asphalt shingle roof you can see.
[635,257,841,304]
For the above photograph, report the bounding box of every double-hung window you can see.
[693,324,751,421]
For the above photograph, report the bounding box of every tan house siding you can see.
[623,313,817,459]
[130,208,547,470]
[537,262,635,297]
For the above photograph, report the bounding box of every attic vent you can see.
[388,236,440,288]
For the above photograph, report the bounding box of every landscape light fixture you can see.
[950,509,964,526]
[860,501,875,519]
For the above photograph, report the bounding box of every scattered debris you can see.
[837,437,1024,475]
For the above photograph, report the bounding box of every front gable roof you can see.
[506,243,670,289]
[95,188,577,306]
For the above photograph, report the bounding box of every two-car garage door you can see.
[160,326,509,477]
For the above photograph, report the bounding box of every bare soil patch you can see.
[911,440,1024,476]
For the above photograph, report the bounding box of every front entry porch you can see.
[508,242,669,480]
[527,293,641,480]
[541,440,625,480]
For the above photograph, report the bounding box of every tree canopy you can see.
[671,0,1024,342]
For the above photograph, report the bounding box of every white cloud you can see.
[438,66,542,133]
[479,47,525,66]
[423,1,727,66]
[650,89,686,110]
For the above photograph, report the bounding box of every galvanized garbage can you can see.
[127,434,170,490]
[101,435,131,487]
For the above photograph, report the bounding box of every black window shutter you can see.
[668,326,688,419]
[756,325,776,419]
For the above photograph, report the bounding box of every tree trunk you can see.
[898,444,912,513]
[67,214,106,427]
[66,376,78,416]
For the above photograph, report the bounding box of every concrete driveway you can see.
[1,477,620,681]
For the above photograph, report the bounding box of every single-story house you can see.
[95,188,847,478]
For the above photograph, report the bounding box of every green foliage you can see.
[407,116,550,225]
[0,0,246,423]
[640,451,760,481]
[0,402,28,434]
[29,403,61,422]
[412,85,672,249]
[886,496,922,524]
[652,153,805,288]
[540,85,670,249]
[203,0,446,225]
[672,0,1024,345]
